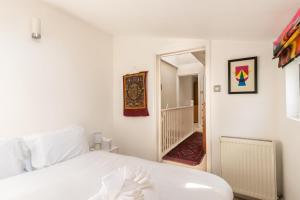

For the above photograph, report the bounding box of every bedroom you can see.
[0,0,299,199]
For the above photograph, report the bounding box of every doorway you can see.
[157,49,207,171]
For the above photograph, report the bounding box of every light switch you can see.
[214,85,221,92]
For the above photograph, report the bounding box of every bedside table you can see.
[90,146,119,153]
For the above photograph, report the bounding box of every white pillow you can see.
[0,138,27,179]
[23,125,89,169]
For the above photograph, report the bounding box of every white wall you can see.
[178,62,205,125]
[112,36,208,160]
[210,40,280,175]
[0,0,113,140]
[112,36,280,175]
[160,61,177,109]
[179,76,194,106]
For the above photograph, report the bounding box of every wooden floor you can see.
[233,195,252,200]
[234,196,254,200]
[234,196,263,200]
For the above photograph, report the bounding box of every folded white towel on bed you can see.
[88,166,151,200]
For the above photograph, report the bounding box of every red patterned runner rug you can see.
[163,132,205,166]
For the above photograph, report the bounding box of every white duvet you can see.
[0,151,233,200]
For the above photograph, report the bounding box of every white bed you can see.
[0,151,233,200]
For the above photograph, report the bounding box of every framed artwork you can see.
[123,71,149,117]
[228,57,258,94]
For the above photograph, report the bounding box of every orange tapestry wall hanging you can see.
[123,71,149,117]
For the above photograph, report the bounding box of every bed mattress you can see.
[0,151,233,200]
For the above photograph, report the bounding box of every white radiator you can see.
[220,137,277,200]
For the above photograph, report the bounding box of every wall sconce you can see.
[31,18,41,39]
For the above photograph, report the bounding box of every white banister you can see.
[159,106,194,160]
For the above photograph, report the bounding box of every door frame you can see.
[155,43,212,172]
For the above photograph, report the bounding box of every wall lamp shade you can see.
[31,18,41,39]
[94,132,103,144]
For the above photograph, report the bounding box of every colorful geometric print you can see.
[235,65,249,86]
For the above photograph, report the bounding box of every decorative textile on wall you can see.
[273,9,300,68]
[123,71,149,117]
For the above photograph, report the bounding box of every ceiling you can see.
[161,52,203,68]
[41,0,299,39]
